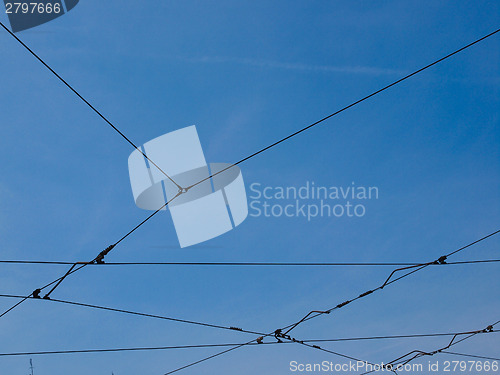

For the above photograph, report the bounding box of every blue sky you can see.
[0,1,499,374]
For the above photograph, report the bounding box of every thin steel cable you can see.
[186,27,500,190]
[0,293,264,336]
[0,259,498,266]
[0,227,496,319]
[164,338,256,375]
[310,330,500,343]
[0,21,181,190]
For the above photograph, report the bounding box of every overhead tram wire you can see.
[1,22,499,372]
[161,333,377,375]
[0,193,181,319]
[0,259,498,266]
[1,228,494,373]
[160,330,376,375]
[0,239,496,372]
[161,229,500,374]
[185,27,500,190]
[2,330,498,357]
[0,21,181,191]
[7,248,493,317]
[0,22,497,312]
[0,228,497,319]
[0,231,496,365]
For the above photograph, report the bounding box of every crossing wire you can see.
[161,229,500,374]
[0,230,497,332]
[0,231,496,366]
[0,233,494,372]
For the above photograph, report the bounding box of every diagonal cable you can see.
[186,27,500,190]
[0,293,264,335]
[0,21,182,190]
[279,229,499,336]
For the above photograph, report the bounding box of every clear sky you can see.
[0,1,499,374]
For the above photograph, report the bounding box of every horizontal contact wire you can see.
[0,259,498,266]
[4,330,497,357]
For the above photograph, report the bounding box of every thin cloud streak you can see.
[179,55,406,76]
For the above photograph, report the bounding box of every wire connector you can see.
[274,329,295,343]
[359,290,373,298]
[337,300,351,308]
[434,255,447,265]
[94,244,116,264]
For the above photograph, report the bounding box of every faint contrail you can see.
[179,55,406,75]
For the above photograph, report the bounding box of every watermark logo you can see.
[3,0,79,33]
[128,125,248,248]
[249,181,378,221]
